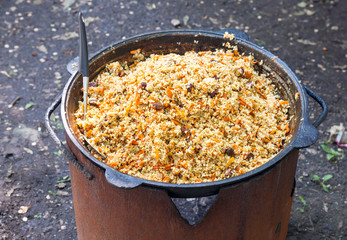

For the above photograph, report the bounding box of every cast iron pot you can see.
[46,29,327,198]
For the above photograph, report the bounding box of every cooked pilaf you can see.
[75,44,291,184]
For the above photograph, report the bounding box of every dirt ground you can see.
[0,0,346,239]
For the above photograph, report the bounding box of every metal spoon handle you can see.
[79,12,89,119]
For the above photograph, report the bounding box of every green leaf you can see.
[25,101,35,109]
[331,149,342,156]
[298,196,306,206]
[321,144,334,154]
[322,184,329,192]
[254,39,266,47]
[48,190,56,196]
[57,175,71,183]
[322,174,333,182]
[298,176,303,183]
[321,145,342,156]
[34,214,42,219]
[56,122,64,129]
[54,150,62,157]
[311,174,320,181]
[327,153,335,160]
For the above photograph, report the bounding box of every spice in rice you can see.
[75,46,290,184]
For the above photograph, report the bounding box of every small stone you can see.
[171,19,181,27]
[32,51,38,57]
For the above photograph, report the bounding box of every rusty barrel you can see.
[67,132,298,240]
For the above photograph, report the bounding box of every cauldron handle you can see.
[292,86,327,148]
[45,94,94,180]
[304,85,327,128]
[105,167,143,189]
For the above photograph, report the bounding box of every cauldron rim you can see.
[61,29,318,197]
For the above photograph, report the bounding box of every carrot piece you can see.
[137,134,145,140]
[86,129,93,138]
[271,56,278,61]
[163,177,171,183]
[166,87,174,98]
[135,92,141,106]
[239,97,251,108]
[244,70,252,79]
[255,88,267,99]
[155,148,160,160]
[226,157,234,168]
[179,160,188,169]
[164,164,172,170]
[130,48,141,54]
[279,100,289,105]
[171,119,183,126]
[270,129,277,135]
[210,173,216,181]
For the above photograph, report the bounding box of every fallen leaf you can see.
[305,9,315,16]
[183,15,189,25]
[297,1,307,8]
[209,17,219,25]
[55,182,66,189]
[1,71,11,78]
[145,3,156,10]
[333,65,347,70]
[33,0,43,4]
[297,39,317,45]
[54,72,62,79]
[23,147,33,154]
[25,101,35,109]
[18,206,30,214]
[62,0,75,9]
[56,190,69,196]
[339,40,347,50]
[53,32,78,40]
[317,64,326,71]
[293,11,305,16]
[84,17,100,27]
[5,186,20,197]
[37,45,48,54]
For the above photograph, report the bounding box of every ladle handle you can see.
[45,95,94,180]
